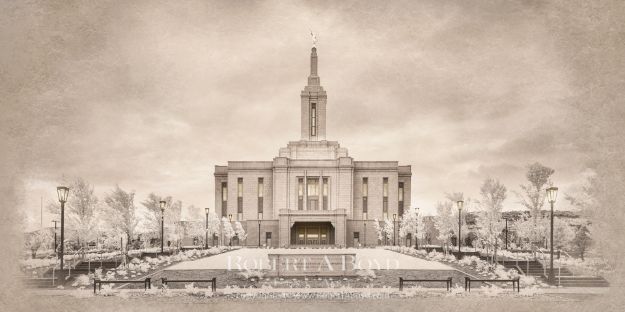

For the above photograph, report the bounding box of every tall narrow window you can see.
[307,177,319,210]
[383,177,388,220]
[322,177,329,210]
[311,103,317,136]
[362,177,368,217]
[298,178,304,210]
[221,182,228,217]
[258,178,263,218]
[237,178,243,220]
[398,182,404,217]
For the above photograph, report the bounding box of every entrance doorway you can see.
[290,222,335,246]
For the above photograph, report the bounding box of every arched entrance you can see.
[290,222,335,246]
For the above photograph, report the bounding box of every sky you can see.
[2,0,602,229]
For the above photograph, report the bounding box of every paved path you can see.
[166,248,453,271]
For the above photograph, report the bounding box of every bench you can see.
[399,277,453,291]
[93,278,151,294]
[464,277,520,292]
[161,277,217,292]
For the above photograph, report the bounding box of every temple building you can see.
[214,46,412,247]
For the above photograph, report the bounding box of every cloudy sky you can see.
[4,0,606,228]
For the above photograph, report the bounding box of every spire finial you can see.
[310,31,318,48]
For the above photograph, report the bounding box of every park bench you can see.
[161,277,217,292]
[93,278,151,294]
[464,276,520,292]
[399,277,453,291]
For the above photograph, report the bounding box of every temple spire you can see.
[308,47,320,86]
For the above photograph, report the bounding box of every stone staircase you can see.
[498,259,609,287]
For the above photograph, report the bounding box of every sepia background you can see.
[1,0,624,311]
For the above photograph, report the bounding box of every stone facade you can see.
[214,47,412,248]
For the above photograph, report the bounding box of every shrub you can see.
[71,274,91,287]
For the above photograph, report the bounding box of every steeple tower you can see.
[301,47,327,141]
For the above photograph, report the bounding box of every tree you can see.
[221,217,235,246]
[513,216,548,249]
[383,218,394,245]
[373,219,384,245]
[444,192,471,248]
[234,221,247,244]
[515,162,555,223]
[572,224,592,261]
[141,194,182,243]
[434,201,454,251]
[25,229,53,259]
[206,211,221,246]
[47,177,99,247]
[104,185,139,252]
[552,218,575,251]
[399,208,420,247]
[476,178,507,263]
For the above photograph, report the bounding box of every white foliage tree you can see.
[206,211,221,246]
[234,221,247,243]
[476,178,507,263]
[399,208,420,247]
[221,217,235,246]
[434,201,454,251]
[373,219,384,245]
[383,218,394,245]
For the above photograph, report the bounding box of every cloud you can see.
[4,0,595,221]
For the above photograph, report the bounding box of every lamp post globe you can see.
[456,200,464,255]
[56,186,69,273]
[546,186,558,284]
[159,200,166,254]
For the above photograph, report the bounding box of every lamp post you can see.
[159,200,166,254]
[205,208,210,249]
[258,219,261,247]
[363,219,367,248]
[56,186,69,273]
[52,220,59,258]
[415,207,420,250]
[546,186,559,284]
[392,214,397,246]
[503,217,509,250]
[456,200,464,255]
[228,214,233,247]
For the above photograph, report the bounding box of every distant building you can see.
[214,46,412,247]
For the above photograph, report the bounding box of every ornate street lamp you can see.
[546,186,558,284]
[456,200,464,255]
[56,186,69,276]
[159,200,166,254]
[205,208,210,249]
[392,214,397,246]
